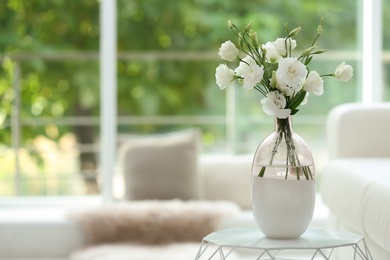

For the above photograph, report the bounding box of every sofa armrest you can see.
[326,102,390,159]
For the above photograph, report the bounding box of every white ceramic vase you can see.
[251,116,316,239]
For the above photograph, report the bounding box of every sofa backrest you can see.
[199,154,253,209]
[118,128,254,209]
[327,102,390,159]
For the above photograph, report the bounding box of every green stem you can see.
[258,117,313,180]
[258,126,283,177]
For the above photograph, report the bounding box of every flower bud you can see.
[244,21,253,32]
[249,29,259,46]
[301,45,317,57]
[317,24,323,35]
[284,22,289,33]
[228,20,234,29]
[313,49,328,54]
[334,62,353,82]
[288,27,301,37]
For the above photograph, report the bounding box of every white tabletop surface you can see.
[203,227,364,250]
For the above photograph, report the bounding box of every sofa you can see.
[0,143,255,260]
[321,102,390,260]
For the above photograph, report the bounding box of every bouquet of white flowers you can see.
[215,20,353,119]
[216,20,353,180]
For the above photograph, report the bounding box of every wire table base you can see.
[195,228,373,260]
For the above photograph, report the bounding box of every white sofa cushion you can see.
[119,129,201,200]
[321,158,390,254]
[363,178,390,252]
[326,103,390,159]
[0,208,84,259]
[199,154,252,209]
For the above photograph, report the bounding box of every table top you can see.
[203,227,364,250]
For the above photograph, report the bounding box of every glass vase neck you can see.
[274,116,293,132]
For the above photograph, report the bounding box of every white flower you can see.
[215,64,235,90]
[214,21,354,119]
[260,91,291,119]
[234,56,264,90]
[262,38,297,63]
[218,40,239,61]
[262,41,282,63]
[303,71,324,96]
[275,57,307,96]
[300,92,309,105]
[273,38,297,56]
[334,62,353,82]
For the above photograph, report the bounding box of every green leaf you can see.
[304,56,313,65]
[288,91,307,111]
[258,167,266,177]
[290,108,299,115]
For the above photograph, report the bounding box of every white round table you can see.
[195,228,373,260]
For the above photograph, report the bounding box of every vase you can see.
[251,116,316,239]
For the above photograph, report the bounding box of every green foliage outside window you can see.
[0,0,365,196]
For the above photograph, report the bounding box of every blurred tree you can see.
[0,0,100,194]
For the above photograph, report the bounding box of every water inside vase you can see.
[252,164,315,180]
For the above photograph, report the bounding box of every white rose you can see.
[273,38,297,56]
[234,56,264,90]
[215,64,235,90]
[218,40,239,61]
[303,71,324,96]
[334,62,353,82]
[275,58,307,96]
[260,91,291,119]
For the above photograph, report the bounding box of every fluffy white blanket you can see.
[68,200,240,245]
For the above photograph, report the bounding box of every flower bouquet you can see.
[215,20,353,180]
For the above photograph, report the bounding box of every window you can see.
[0,1,100,196]
[0,0,381,199]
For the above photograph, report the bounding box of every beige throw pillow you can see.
[119,129,201,200]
